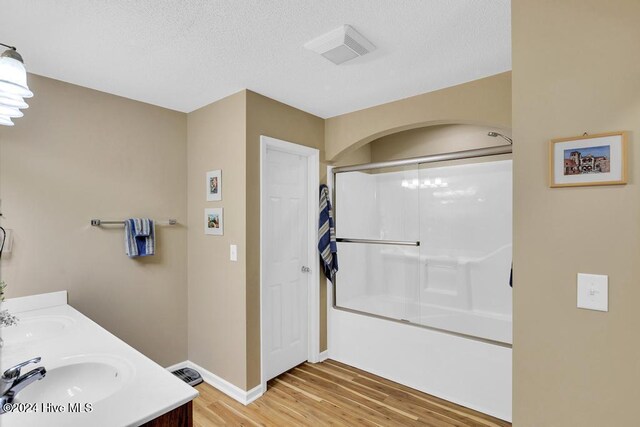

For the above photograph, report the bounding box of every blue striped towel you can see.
[124,218,155,257]
[318,185,338,283]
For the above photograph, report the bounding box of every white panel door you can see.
[264,147,309,381]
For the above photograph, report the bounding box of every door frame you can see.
[260,135,320,393]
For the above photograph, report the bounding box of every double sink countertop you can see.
[0,291,198,427]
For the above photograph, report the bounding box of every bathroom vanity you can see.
[0,291,198,427]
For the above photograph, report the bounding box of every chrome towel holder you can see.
[90,219,177,227]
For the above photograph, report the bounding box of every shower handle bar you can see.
[336,238,420,247]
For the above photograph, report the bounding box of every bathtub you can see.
[329,286,512,422]
[340,293,512,344]
[330,158,513,421]
[336,242,513,345]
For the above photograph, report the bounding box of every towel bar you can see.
[91,219,177,227]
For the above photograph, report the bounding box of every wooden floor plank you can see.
[330,360,511,427]
[291,366,430,426]
[192,359,511,427]
[296,364,389,400]
[280,371,403,426]
[289,368,428,427]
[270,383,364,427]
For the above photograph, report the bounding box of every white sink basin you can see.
[0,294,197,427]
[16,357,134,405]
[0,315,75,346]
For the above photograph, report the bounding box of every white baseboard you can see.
[244,383,264,405]
[307,350,329,363]
[317,350,329,362]
[167,360,263,406]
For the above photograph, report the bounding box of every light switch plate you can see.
[230,244,237,262]
[577,273,608,312]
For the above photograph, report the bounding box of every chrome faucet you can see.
[0,357,46,411]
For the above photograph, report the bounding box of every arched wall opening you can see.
[333,122,512,167]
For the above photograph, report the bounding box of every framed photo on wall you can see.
[206,170,222,201]
[549,131,627,188]
[204,208,223,235]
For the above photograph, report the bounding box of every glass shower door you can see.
[334,165,420,322]
[417,159,513,343]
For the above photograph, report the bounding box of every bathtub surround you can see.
[512,0,640,425]
[0,74,188,367]
[329,123,514,419]
[334,160,513,344]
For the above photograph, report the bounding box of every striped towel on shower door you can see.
[124,218,155,257]
[318,184,338,283]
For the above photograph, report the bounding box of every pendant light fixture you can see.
[0,43,32,126]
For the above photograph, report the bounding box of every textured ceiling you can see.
[0,1,511,118]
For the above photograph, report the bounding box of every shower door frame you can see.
[330,144,513,348]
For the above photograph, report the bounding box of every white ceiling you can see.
[0,1,511,118]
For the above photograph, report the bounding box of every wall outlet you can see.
[577,273,608,312]
[230,244,237,262]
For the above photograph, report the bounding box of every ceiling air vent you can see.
[305,25,376,65]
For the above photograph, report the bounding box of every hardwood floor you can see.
[193,359,511,427]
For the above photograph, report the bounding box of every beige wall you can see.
[512,1,640,425]
[325,72,512,161]
[333,143,371,167]
[245,90,325,389]
[186,91,248,389]
[186,90,324,391]
[370,124,512,162]
[0,74,188,367]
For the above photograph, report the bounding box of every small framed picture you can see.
[206,170,222,201]
[204,208,223,235]
[549,131,627,188]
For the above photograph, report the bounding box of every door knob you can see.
[301,266,311,273]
